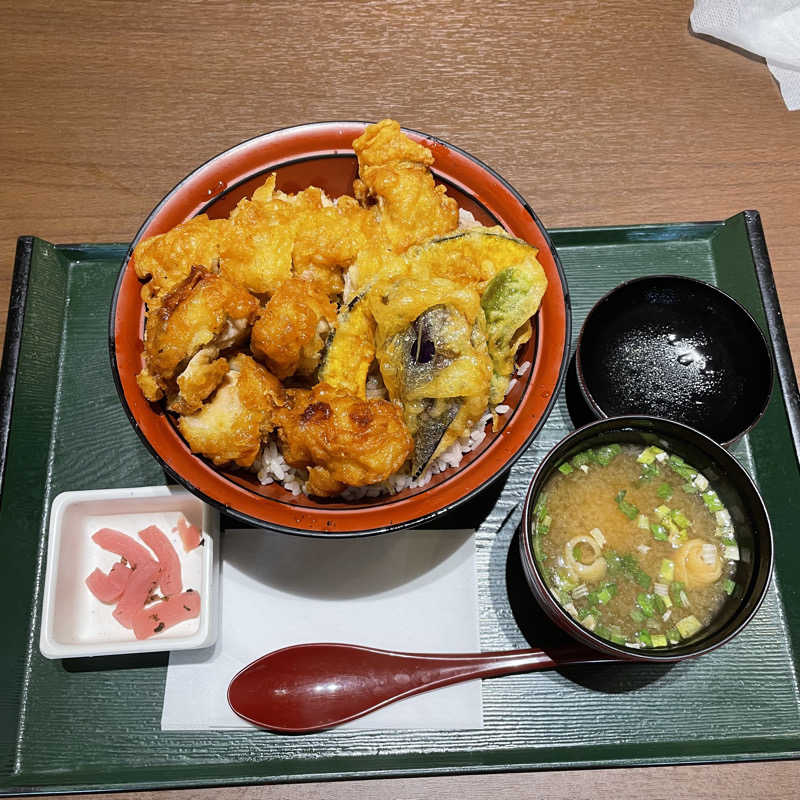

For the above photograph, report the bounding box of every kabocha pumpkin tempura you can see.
[132,120,548,497]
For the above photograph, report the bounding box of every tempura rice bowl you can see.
[110,121,570,535]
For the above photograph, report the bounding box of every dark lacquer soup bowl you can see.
[110,121,571,536]
[520,416,773,662]
[575,276,774,446]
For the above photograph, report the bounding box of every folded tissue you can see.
[691,0,800,110]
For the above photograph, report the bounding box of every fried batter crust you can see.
[275,383,413,496]
[251,280,337,379]
[133,215,229,305]
[178,354,285,468]
[137,267,258,401]
[353,119,458,253]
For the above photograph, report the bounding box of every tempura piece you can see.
[217,175,301,295]
[173,348,230,415]
[133,214,229,305]
[251,280,337,380]
[178,354,284,468]
[275,383,413,496]
[353,119,458,253]
[369,277,492,475]
[136,266,259,404]
[292,196,374,297]
[317,295,376,398]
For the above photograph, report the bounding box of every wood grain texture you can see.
[1,0,798,796]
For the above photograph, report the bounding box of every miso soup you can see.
[531,443,740,648]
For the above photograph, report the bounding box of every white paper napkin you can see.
[161,528,482,731]
[691,0,800,110]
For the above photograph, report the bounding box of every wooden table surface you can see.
[2,0,799,796]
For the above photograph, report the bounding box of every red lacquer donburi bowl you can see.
[110,121,571,536]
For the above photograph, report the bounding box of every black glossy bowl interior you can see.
[520,416,773,662]
[576,276,774,446]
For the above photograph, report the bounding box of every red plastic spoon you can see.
[227,642,614,733]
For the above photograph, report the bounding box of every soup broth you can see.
[531,443,740,648]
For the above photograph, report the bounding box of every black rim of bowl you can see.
[574,275,775,447]
[520,415,774,663]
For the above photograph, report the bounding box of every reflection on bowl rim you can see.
[575,274,774,447]
[109,120,572,537]
[520,415,774,663]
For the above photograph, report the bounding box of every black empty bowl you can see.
[576,276,773,446]
[520,416,774,662]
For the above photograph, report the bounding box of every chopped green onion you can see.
[606,550,650,589]
[693,473,709,492]
[636,593,655,617]
[679,590,690,608]
[723,578,736,595]
[635,570,652,590]
[654,504,671,520]
[583,614,596,631]
[538,514,551,534]
[668,454,696,480]
[556,569,577,592]
[671,509,692,529]
[715,509,732,527]
[667,525,688,548]
[657,483,673,500]
[637,630,653,647]
[595,624,612,640]
[595,444,621,466]
[702,490,724,513]
[533,494,548,523]
[723,544,740,561]
[615,490,639,520]
[533,535,546,564]
[681,482,699,495]
[659,558,675,582]
[676,615,702,638]
[597,586,613,605]
[653,594,667,614]
[637,446,664,465]
[650,634,668,648]
[572,583,589,600]
[571,449,596,468]
[666,626,682,644]
[669,581,685,604]
[637,514,650,530]
[630,608,646,623]
[558,462,574,475]
[650,523,669,541]
[639,462,660,483]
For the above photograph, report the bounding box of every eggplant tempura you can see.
[133,119,548,497]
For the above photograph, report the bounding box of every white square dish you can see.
[40,485,219,659]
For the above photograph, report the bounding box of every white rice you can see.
[256,405,499,499]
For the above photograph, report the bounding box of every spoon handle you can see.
[406,645,613,682]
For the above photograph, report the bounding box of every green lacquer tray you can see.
[1,212,799,794]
